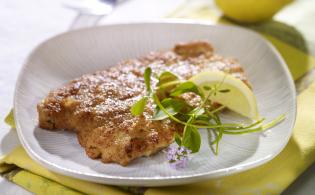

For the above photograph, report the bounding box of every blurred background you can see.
[1,0,315,194]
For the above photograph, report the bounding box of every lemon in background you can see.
[215,0,293,23]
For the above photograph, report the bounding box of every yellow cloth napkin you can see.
[2,1,315,195]
[3,168,83,195]
[0,146,130,195]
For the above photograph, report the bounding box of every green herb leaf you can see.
[174,132,182,145]
[156,72,181,98]
[152,106,177,120]
[144,67,152,94]
[152,98,188,120]
[157,71,179,86]
[170,81,201,97]
[163,98,189,112]
[182,125,201,153]
[130,97,148,116]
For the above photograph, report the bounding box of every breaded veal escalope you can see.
[37,41,249,166]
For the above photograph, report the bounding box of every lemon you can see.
[190,71,259,120]
[215,0,293,23]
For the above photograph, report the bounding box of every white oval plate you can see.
[14,21,296,186]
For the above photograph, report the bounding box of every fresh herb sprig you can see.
[131,67,285,165]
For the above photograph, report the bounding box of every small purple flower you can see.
[167,146,191,169]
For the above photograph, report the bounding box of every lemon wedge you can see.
[190,71,259,120]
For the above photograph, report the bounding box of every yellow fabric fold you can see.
[0,147,129,195]
[262,34,315,80]
[9,169,83,195]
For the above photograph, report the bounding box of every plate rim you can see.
[13,20,297,186]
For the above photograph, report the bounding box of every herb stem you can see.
[191,88,213,116]
[210,105,226,114]
[262,114,286,130]
[222,115,285,134]
[214,114,223,154]
[223,118,265,130]
[223,127,263,134]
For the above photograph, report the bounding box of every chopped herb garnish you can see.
[131,68,285,168]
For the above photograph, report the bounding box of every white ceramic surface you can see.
[14,22,296,186]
